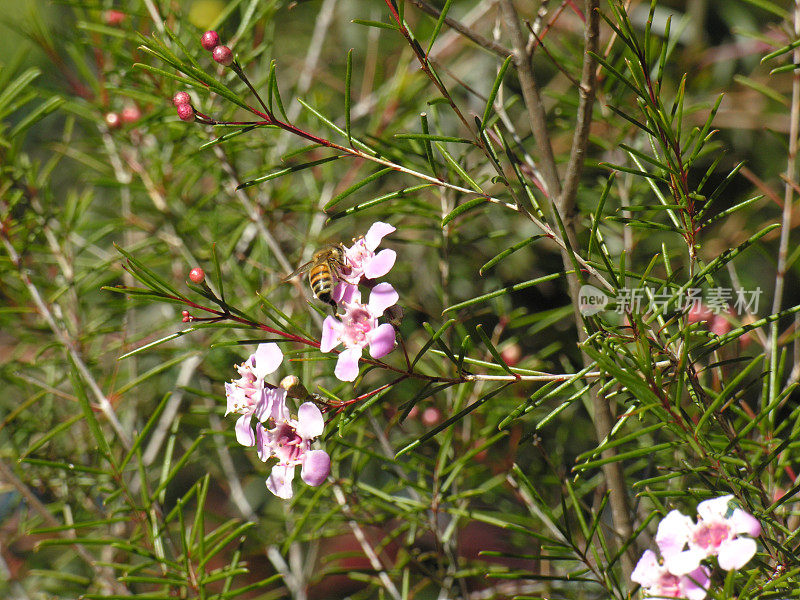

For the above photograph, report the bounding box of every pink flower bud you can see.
[212,45,233,66]
[422,407,441,426]
[103,9,126,26]
[710,315,731,336]
[189,267,205,283]
[172,91,191,107]
[687,303,712,324]
[104,112,121,129]
[121,105,141,124]
[201,30,220,51]
[176,103,195,122]
[501,343,522,366]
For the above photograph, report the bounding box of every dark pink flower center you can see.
[655,573,682,597]
[692,520,730,550]
[343,308,373,345]
[273,422,304,463]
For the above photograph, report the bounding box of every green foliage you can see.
[1,0,799,599]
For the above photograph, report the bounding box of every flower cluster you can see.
[224,343,330,498]
[319,222,399,382]
[632,496,761,599]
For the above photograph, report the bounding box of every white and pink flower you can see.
[321,282,398,381]
[632,549,711,600]
[338,221,396,285]
[632,497,762,598]
[678,495,761,572]
[224,343,284,447]
[256,398,331,499]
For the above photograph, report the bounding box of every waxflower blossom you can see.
[255,397,330,499]
[321,283,398,381]
[224,343,284,447]
[666,495,761,574]
[338,221,396,286]
[632,548,711,600]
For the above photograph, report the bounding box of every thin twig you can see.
[1,233,131,449]
[332,485,402,600]
[0,459,128,594]
[498,0,562,200]
[407,0,512,58]
[499,0,636,581]
[769,1,800,402]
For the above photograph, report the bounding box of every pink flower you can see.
[690,496,761,571]
[632,549,710,600]
[256,399,331,499]
[225,343,284,447]
[339,222,396,285]
[320,283,398,381]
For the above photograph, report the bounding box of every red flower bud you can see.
[422,407,441,426]
[172,91,191,107]
[121,105,141,123]
[103,9,126,26]
[189,267,205,283]
[201,30,220,51]
[176,103,195,122]
[212,45,233,66]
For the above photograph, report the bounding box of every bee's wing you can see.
[281,260,314,282]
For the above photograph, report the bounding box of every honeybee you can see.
[283,244,348,307]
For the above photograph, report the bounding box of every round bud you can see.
[172,91,191,107]
[421,407,441,426]
[103,9,126,26]
[500,343,522,367]
[176,103,195,122]
[189,267,205,283]
[182,315,190,323]
[280,375,311,401]
[181,310,190,317]
[104,112,121,129]
[212,45,233,66]
[121,105,141,124]
[201,30,220,51]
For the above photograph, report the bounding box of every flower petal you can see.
[681,566,710,600]
[255,387,285,422]
[368,323,396,358]
[251,343,283,379]
[665,548,704,576]
[255,423,269,461]
[656,510,694,558]
[631,550,661,587]
[334,347,362,382]
[296,402,324,439]
[697,495,732,521]
[717,537,757,571]
[266,463,296,499]
[368,282,399,316]
[364,249,396,279]
[364,221,395,251]
[729,508,761,537]
[235,413,255,447]
[224,382,237,416]
[320,316,342,353]
[301,450,331,486]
